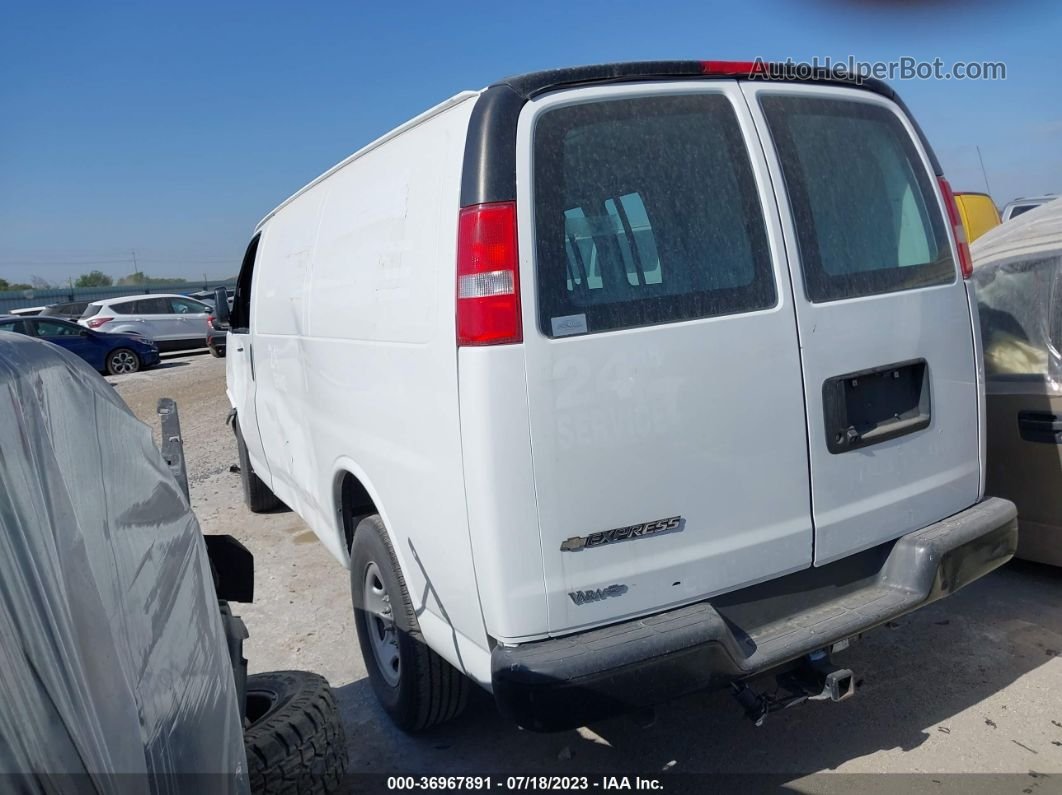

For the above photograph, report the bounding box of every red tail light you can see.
[207,316,217,329]
[86,317,113,329]
[456,201,521,346]
[937,177,974,279]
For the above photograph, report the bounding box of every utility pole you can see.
[976,146,993,196]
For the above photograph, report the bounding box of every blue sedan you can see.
[0,315,160,375]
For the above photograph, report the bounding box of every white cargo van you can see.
[226,61,1018,732]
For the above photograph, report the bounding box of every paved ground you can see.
[111,351,1062,790]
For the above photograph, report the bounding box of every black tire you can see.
[350,515,469,732]
[105,347,141,375]
[210,344,226,358]
[235,418,283,513]
[243,671,347,795]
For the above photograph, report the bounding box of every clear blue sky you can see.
[1,0,1059,284]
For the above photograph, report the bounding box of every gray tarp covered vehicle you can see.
[0,334,247,792]
[973,199,1062,565]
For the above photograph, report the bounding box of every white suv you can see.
[79,294,213,352]
[226,61,1018,733]
[1001,195,1057,222]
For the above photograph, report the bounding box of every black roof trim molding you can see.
[460,61,942,207]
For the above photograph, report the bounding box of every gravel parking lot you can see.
[112,351,1062,789]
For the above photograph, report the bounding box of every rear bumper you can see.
[491,497,1017,731]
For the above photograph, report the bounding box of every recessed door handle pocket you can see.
[1018,411,1062,444]
[823,359,931,454]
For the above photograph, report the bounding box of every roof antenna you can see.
[976,145,993,196]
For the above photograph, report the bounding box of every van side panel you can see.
[252,96,490,670]
[253,188,328,513]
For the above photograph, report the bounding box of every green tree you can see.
[74,270,114,288]
[117,272,187,287]
[0,279,34,292]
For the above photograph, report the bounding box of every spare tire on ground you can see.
[244,670,348,794]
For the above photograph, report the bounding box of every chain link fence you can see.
[0,280,237,315]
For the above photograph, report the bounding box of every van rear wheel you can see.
[235,418,283,513]
[350,514,468,732]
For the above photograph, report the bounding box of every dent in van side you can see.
[330,458,494,686]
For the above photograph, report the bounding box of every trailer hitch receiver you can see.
[731,647,860,726]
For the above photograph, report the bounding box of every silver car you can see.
[79,293,212,352]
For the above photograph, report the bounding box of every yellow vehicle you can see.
[954,191,1001,243]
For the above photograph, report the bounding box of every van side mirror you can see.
[213,287,231,324]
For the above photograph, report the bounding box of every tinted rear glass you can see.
[533,94,776,337]
[760,95,954,303]
[80,305,102,319]
[133,298,170,314]
[1009,204,1037,219]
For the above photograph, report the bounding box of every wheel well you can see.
[339,471,378,553]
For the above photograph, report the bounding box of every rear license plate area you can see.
[823,359,930,454]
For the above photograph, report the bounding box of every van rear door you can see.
[517,83,812,635]
[742,83,980,565]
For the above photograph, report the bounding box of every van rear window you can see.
[759,95,954,303]
[533,94,776,337]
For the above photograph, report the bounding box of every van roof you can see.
[491,60,897,100]
[256,91,481,230]
[258,60,939,228]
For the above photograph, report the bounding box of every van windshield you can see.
[532,93,777,337]
[759,95,955,303]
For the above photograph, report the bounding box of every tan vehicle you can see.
[954,191,1000,243]
[973,201,1062,564]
